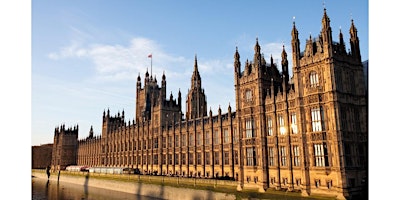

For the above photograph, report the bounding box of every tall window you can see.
[223,129,230,143]
[175,135,179,147]
[196,132,202,146]
[189,133,194,146]
[267,117,273,136]
[314,143,329,167]
[293,145,300,166]
[246,147,256,166]
[234,150,238,165]
[245,89,253,102]
[168,154,172,165]
[168,136,172,148]
[162,154,166,165]
[205,131,210,145]
[311,107,325,132]
[154,137,159,148]
[224,151,229,165]
[214,152,220,165]
[182,153,186,165]
[162,137,166,148]
[278,114,286,135]
[310,71,319,87]
[214,130,220,145]
[233,128,238,143]
[182,134,187,147]
[245,118,255,138]
[197,153,202,165]
[153,155,158,165]
[148,155,151,165]
[268,147,274,166]
[291,113,298,134]
[175,153,179,165]
[189,153,194,165]
[205,152,210,165]
[280,146,287,166]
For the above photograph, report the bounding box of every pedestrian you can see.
[46,166,51,179]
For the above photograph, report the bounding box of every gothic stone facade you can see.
[50,9,367,199]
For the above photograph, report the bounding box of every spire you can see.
[178,88,182,108]
[339,27,344,45]
[321,7,333,49]
[194,54,199,73]
[281,45,289,85]
[89,125,93,138]
[234,46,241,76]
[339,27,346,53]
[191,54,201,89]
[350,19,358,39]
[254,37,261,54]
[349,19,361,61]
[291,17,300,67]
[270,54,274,67]
[253,38,261,65]
[322,8,331,30]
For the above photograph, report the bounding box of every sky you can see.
[3,1,400,198]
[30,0,369,146]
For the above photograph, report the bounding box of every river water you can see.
[32,177,163,200]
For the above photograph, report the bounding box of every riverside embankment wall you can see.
[32,170,237,200]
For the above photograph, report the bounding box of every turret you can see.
[291,19,301,68]
[253,38,262,70]
[178,89,182,108]
[191,55,201,89]
[161,71,166,100]
[186,55,207,120]
[338,27,346,53]
[281,45,289,85]
[89,125,93,138]
[234,46,241,78]
[145,68,150,84]
[321,8,333,56]
[349,19,361,62]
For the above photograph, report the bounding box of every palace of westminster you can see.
[32,8,367,199]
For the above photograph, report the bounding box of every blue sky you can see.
[31,0,369,146]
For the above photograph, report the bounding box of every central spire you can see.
[191,54,201,89]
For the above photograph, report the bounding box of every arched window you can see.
[310,71,319,87]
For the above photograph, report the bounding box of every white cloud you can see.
[46,36,291,115]
[47,37,195,82]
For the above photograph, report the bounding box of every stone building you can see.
[32,143,53,169]
[51,124,78,170]
[49,8,367,199]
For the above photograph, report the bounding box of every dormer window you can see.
[310,71,319,87]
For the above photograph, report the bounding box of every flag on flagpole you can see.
[148,54,152,58]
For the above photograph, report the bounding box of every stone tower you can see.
[234,38,282,192]
[51,124,78,170]
[186,55,207,120]
[290,8,367,199]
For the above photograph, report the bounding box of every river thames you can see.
[32,177,163,200]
